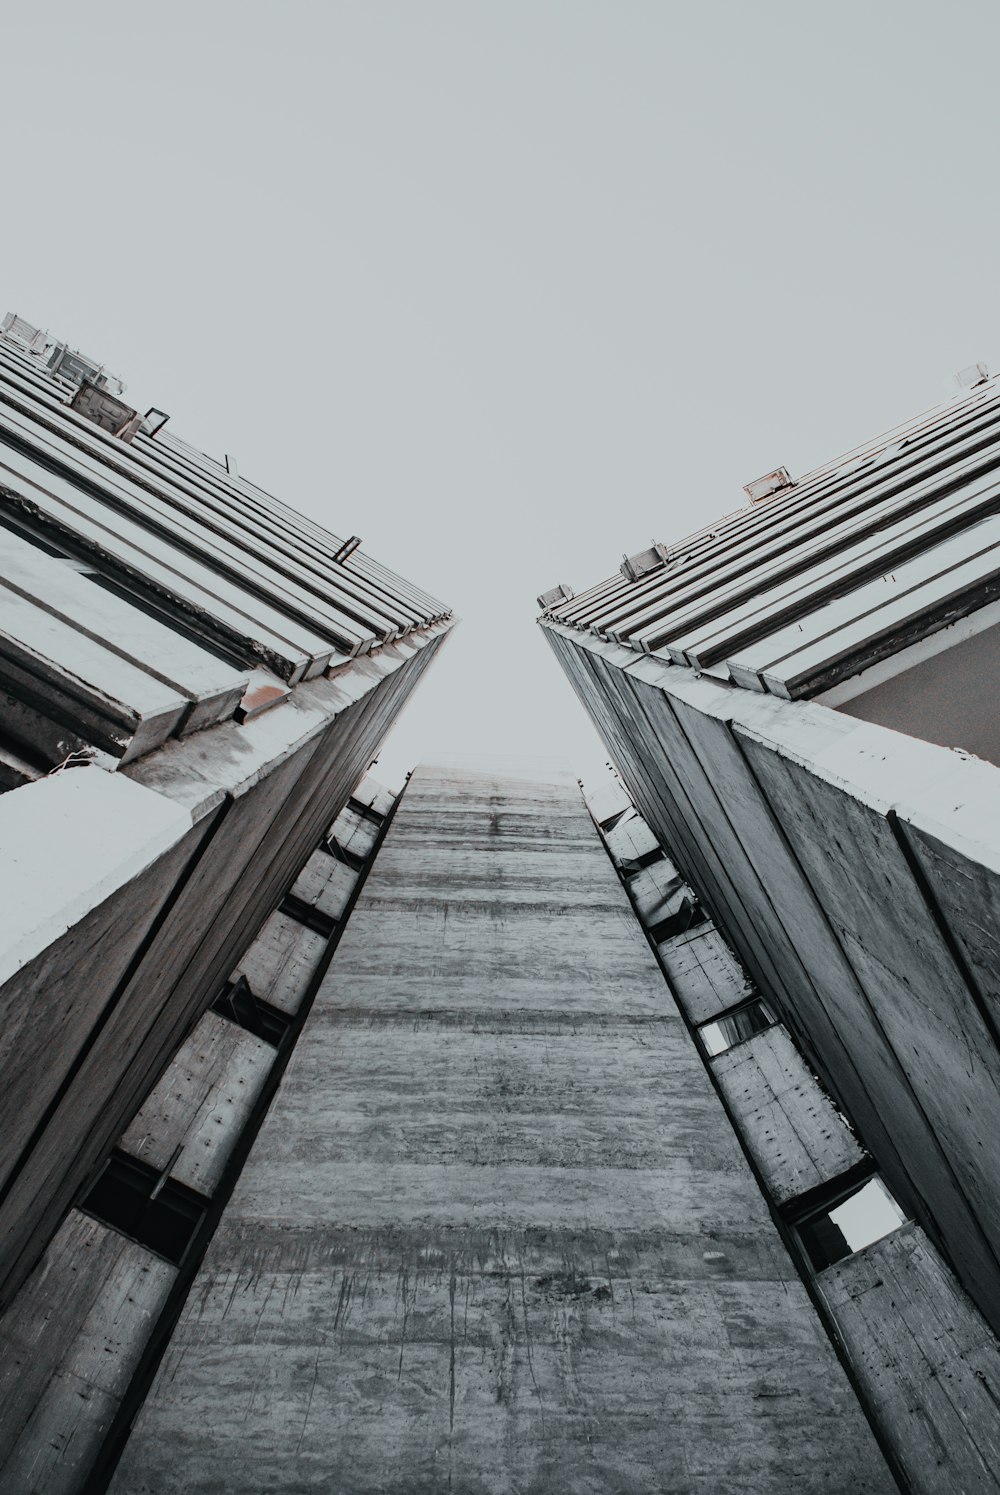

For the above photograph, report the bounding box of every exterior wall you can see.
[818,1226,1000,1493]
[0,1213,176,1495]
[543,622,1000,1342]
[110,760,892,1495]
[0,624,451,1307]
[0,778,395,1493]
[830,613,1000,765]
[593,784,1000,1494]
[0,312,453,1316]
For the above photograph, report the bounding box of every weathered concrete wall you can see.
[118,1011,275,1196]
[0,622,450,1307]
[0,1212,175,1495]
[592,780,1000,1494]
[0,777,394,1493]
[711,1026,865,1205]
[818,1224,1000,1494]
[543,622,1000,1338]
[111,759,892,1495]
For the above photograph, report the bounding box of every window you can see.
[347,794,385,826]
[698,995,775,1056]
[647,894,706,944]
[325,834,367,872]
[79,1152,207,1265]
[620,846,667,877]
[793,1175,906,1272]
[279,893,338,937]
[211,975,291,1047]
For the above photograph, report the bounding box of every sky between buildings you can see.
[3,0,998,790]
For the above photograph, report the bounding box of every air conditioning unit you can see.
[1,312,41,346]
[537,584,575,610]
[743,466,793,504]
[70,383,142,442]
[620,543,670,583]
[47,343,125,396]
[48,344,104,387]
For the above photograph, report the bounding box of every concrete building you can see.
[108,758,895,1495]
[0,312,452,1488]
[539,368,1000,1490]
[5,302,1000,1494]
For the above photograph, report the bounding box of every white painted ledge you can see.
[0,766,192,987]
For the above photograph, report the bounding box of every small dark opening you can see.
[211,976,292,1047]
[647,895,706,943]
[598,809,627,833]
[621,846,667,877]
[278,894,338,937]
[799,1212,852,1272]
[347,795,384,826]
[79,1152,207,1266]
[326,835,367,872]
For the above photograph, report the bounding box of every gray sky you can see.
[4,0,998,789]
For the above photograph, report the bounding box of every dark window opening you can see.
[79,1152,207,1266]
[87,574,248,669]
[325,835,367,872]
[211,976,291,1047]
[698,995,776,1056]
[621,846,667,877]
[347,795,384,826]
[0,711,51,790]
[788,1173,906,1273]
[278,893,338,937]
[598,809,627,833]
[0,506,68,556]
[647,895,706,943]
[0,679,99,775]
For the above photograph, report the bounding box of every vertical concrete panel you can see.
[544,624,1000,1347]
[900,816,1000,1032]
[111,761,892,1495]
[740,737,1000,1324]
[0,1213,175,1494]
[610,663,939,1243]
[711,1026,866,1203]
[818,1224,1000,1495]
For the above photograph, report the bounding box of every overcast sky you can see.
[3,1,998,789]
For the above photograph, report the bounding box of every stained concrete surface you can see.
[542,623,1000,1335]
[111,759,892,1494]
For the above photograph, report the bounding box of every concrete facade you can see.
[111,761,892,1494]
[593,781,1000,1494]
[538,371,1000,1487]
[0,310,451,1490]
[0,775,399,1492]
